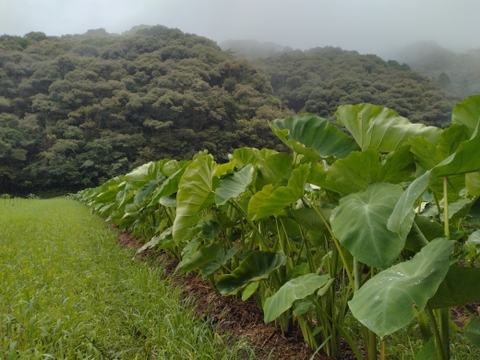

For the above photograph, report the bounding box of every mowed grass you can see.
[0,198,255,359]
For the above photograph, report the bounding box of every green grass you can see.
[0,198,256,359]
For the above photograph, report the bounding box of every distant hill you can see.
[385,41,480,97]
[219,39,293,60]
[254,46,459,126]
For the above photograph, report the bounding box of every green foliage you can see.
[75,94,480,359]
[0,26,286,193]
[254,46,458,126]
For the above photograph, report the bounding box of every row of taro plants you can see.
[75,96,480,359]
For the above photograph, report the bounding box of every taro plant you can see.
[75,95,480,359]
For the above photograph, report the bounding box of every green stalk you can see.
[312,299,364,360]
[303,196,354,287]
[416,310,433,343]
[425,306,447,360]
[443,176,450,238]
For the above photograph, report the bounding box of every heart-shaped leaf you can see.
[263,273,330,323]
[331,183,409,268]
[270,113,359,159]
[335,103,442,152]
[349,238,453,338]
[216,251,286,295]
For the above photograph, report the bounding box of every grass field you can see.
[0,198,256,359]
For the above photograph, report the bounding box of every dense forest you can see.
[0,26,459,194]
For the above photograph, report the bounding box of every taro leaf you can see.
[213,160,235,178]
[414,338,437,360]
[467,230,480,250]
[431,120,480,179]
[287,204,332,231]
[256,152,293,187]
[323,149,383,195]
[248,164,309,221]
[388,171,430,234]
[147,164,188,207]
[323,147,414,195]
[270,113,359,159]
[428,265,480,308]
[242,281,260,301]
[452,95,480,136]
[173,155,215,243]
[377,144,415,183]
[137,227,173,253]
[330,183,408,269]
[264,273,330,323]
[466,172,480,196]
[466,317,480,348]
[447,198,476,222]
[233,147,260,168]
[215,164,254,206]
[349,238,453,338]
[134,179,161,206]
[335,103,442,152]
[216,251,286,295]
[159,196,176,207]
[233,147,277,168]
[162,159,185,177]
[124,160,166,188]
[408,136,444,172]
[177,242,222,274]
[466,199,480,228]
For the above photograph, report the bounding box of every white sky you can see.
[1,0,479,55]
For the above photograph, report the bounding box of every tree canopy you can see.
[0,26,459,194]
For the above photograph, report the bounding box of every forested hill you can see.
[0,26,458,194]
[0,26,288,193]
[252,47,459,125]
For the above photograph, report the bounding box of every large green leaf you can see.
[263,273,330,323]
[466,317,480,348]
[173,155,215,243]
[124,160,166,188]
[214,164,254,205]
[270,113,359,159]
[335,103,442,152]
[349,238,453,338]
[256,152,293,187]
[451,95,480,136]
[431,121,480,179]
[216,251,286,295]
[466,172,480,196]
[388,171,430,234]
[176,242,222,274]
[428,265,480,308]
[247,164,309,221]
[330,183,408,268]
[323,147,414,195]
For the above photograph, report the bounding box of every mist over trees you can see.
[385,40,480,98]
[253,46,458,125]
[0,26,460,194]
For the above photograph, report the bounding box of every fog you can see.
[1,0,479,55]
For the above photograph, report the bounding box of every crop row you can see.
[75,97,480,359]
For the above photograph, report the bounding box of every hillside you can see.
[0,26,287,193]
[0,27,460,194]
[253,46,459,125]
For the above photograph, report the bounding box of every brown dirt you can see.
[117,231,355,359]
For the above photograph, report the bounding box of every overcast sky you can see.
[1,0,479,55]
